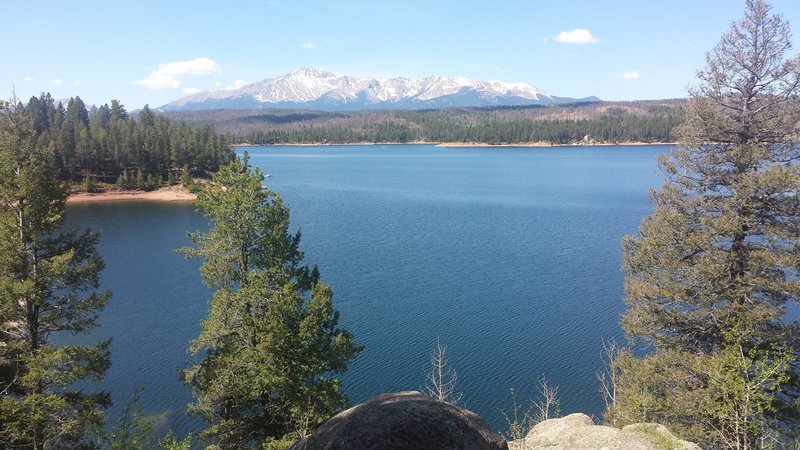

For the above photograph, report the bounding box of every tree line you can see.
[164,100,684,146]
[243,112,681,145]
[23,93,233,188]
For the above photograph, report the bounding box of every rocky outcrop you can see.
[287,392,699,450]
[288,391,507,450]
[508,413,700,450]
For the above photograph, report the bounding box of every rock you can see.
[507,413,700,450]
[288,391,508,450]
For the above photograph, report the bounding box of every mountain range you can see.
[158,67,600,111]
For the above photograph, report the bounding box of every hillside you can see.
[160,99,685,145]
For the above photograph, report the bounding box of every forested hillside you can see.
[163,99,684,145]
[24,93,233,187]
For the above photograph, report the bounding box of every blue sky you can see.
[4,0,800,109]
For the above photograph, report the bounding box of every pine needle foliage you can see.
[178,154,361,449]
[607,1,800,447]
[0,97,111,449]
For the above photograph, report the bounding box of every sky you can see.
[4,0,800,110]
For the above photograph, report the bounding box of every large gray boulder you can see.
[508,413,700,450]
[288,391,508,450]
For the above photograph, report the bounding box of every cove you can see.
[65,144,668,437]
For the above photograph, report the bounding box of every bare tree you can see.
[424,337,462,405]
[500,388,533,442]
[531,377,559,423]
[500,377,560,447]
[596,339,620,419]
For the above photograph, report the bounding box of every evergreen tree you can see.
[178,154,361,448]
[0,97,111,448]
[109,100,128,121]
[180,164,192,187]
[135,168,144,189]
[16,95,233,186]
[142,104,157,124]
[607,1,800,447]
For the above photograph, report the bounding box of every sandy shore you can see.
[234,141,431,147]
[234,141,676,148]
[67,185,197,204]
[434,141,677,147]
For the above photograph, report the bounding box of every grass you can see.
[626,424,684,450]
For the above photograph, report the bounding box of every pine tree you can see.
[180,165,191,188]
[0,97,111,448]
[135,168,144,189]
[607,1,800,447]
[178,154,361,448]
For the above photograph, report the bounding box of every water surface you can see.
[65,144,668,436]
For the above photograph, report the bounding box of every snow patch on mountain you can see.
[161,68,597,111]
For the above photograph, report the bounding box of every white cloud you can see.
[223,79,248,90]
[298,42,315,49]
[215,81,222,87]
[620,71,641,80]
[554,29,599,44]
[50,78,63,86]
[135,57,222,90]
[74,80,81,86]
[183,87,202,94]
[23,76,34,82]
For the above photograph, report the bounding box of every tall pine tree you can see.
[179,154,361,448]
[607,1,800,447]
[0,97,111,448]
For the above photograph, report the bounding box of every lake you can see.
[64,144,668,437]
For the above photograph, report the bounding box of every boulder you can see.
[508,413,700,450]
[288,391,507,450]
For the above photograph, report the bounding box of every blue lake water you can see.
[64,144,669,437]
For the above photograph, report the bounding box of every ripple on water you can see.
[63,145,666,436]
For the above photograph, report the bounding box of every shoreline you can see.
[434,141,677,148]
[234,141,430,147]
[233,141,677,148]
[67,141,675,205]
[66,185,197,204]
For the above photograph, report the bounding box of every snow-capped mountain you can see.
[159,67,599,111]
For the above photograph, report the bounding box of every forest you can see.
[23,93,233,189]
[162,99,684,145]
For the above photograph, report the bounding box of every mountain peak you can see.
[289,67,334,78]
[159,69,599,111]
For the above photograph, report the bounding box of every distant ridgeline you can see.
[163,99,684,145]
[24,93,234,188]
